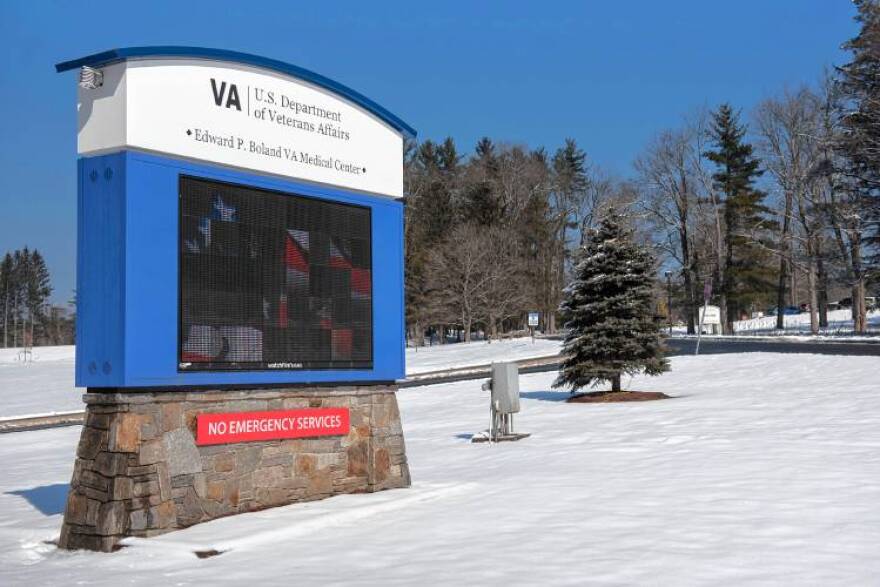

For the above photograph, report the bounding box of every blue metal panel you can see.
[77,150,405,388]
[75,154,126,386]
[55,47,416,139]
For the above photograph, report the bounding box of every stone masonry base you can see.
[58,385,410,552]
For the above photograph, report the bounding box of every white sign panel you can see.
[77,59,404,197]
[699,305,721,325]
[528,312,539,327]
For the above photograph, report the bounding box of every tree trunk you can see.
[439,324,446,345]
[611,374,621,393]
[817,255,829,328]
[12,295,17,348]
[860,280,868,330]
[807,261,819,335]
[681,230,696,335]
[775,256,787,330]
[853,279,867,334]
[2,292,7,348]
[557,223,566,335]
[722,235,734,334]
[718,277,729,335]
[710,186,727,334]
[679,174,695,335]
[776,189,794,327]
[722,210,735,334]
[717,263,729,334]
[851,239,866,334]
[463,316,472,343]
[684,269,696,335]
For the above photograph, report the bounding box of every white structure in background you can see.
[699,305,722,334]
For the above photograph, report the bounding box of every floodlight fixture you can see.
[78,66,103,89]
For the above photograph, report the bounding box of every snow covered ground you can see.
[1,352,879,585]
[0,338,563,419]
[0,346,82,419]
[405,337,560,374]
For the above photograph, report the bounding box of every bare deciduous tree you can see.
[755,86,825,332]
[636,124,702,333]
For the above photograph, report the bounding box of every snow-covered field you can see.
[1,352,879,585]
[0,346,82,419]
[0,338,563,419]
[405,337,560,374]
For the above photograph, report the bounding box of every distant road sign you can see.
[528,312,539,327]
[699,305,721,325]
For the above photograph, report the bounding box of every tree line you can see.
[403,136,639,344]
[404,1,880,342]
[0,248,73,348]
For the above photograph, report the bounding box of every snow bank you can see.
[1,353,878,584]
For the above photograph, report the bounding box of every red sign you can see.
[196,408,349,446]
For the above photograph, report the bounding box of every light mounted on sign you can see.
[78,66,103,89]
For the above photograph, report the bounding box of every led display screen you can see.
[179,176,372,371]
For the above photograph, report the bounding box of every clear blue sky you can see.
[0,0,857,304]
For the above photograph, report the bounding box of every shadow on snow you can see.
[7,483,69,516]
[519,390,571,402]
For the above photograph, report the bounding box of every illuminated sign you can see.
[179,176,372,371]
[58,48,410,388]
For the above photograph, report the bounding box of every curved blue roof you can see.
[55,46,416,138]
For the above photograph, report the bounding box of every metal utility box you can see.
[491,362,520,414]
[475,362,528,443]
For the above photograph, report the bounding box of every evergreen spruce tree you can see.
[10,248,29,347]
[704,104,774,332]
[0,253,12,347]
[460,137,501,227]
[835,0,880,311]
[837,0,880,196]
[26,250,52,344]
[553,213,669,393]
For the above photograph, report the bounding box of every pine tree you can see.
[837,0,880,195]
[26,250,52,344]
[549,138,588,331]
[460,137,501,227]
[10,248,29,347]
[0,253,12,347]
[552,139,588,201]
[553,213,669,393]
[834,0,880,329]
[704,104,774,332]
